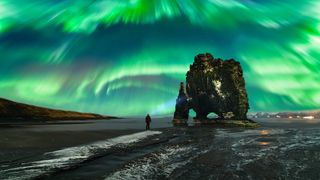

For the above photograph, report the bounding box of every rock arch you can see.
[173,53,249,121]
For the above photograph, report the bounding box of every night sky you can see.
[0,0,319,116]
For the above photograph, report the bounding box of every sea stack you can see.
[173,82,189,122]
[173,53,250,122]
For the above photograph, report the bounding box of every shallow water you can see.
[1,118,320,179]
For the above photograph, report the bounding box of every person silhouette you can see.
[145,114,151,130]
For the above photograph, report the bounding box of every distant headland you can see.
[0,98,116,122]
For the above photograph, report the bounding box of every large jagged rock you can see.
[173,53,249,121]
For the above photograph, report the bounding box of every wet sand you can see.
[0,118,172,164]
[0,129,140,164]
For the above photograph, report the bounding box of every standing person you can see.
[145,114,151,130]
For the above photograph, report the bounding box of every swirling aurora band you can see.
[0,0,320,116]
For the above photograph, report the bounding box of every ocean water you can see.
[1,118,320,180]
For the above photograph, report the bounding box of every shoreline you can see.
[173,118,260,128]
[0,118,172,164]
[0,128,144,164]
[0,117,122,126]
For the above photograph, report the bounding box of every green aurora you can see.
[0,0,319,116]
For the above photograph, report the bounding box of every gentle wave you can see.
[0,131,162,180]
[105,144,208,180]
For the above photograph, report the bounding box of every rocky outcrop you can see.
[173,53,249,121]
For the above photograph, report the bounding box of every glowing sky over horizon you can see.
[0,0,319,116]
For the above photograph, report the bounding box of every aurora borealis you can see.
[0,0,320,116]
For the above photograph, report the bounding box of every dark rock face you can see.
[173,82,189,120]
[174,53,249,120]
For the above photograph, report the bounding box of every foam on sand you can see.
[0,130,162,180]
[105,144,209,179]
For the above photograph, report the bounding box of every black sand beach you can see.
[1,118,320,179]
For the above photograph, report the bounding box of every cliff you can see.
[0,98,115,121]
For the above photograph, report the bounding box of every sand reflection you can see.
[260,130,269,136]
[258,141,271,146]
